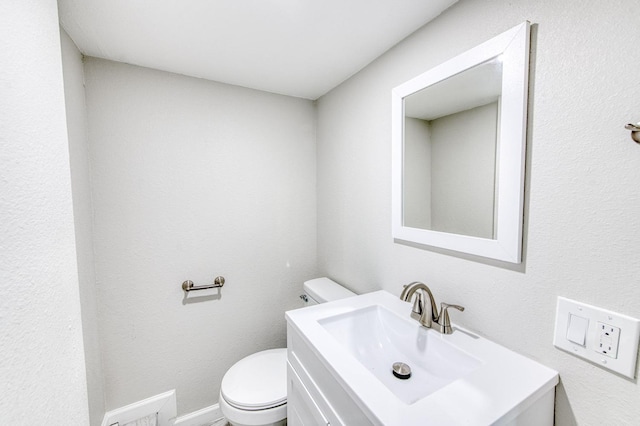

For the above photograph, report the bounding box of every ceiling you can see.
[405,57,503,120]
[57,0,457,100]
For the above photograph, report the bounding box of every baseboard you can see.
[101,390,177,426]
[174,403,222,426]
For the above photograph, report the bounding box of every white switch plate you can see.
[553,296,640,379]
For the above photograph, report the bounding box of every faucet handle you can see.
[438,302,465,334]
[410,291,424,321]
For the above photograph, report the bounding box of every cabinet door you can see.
[287,364,330,426]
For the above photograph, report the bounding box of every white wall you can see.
[403,117,431,229]
[403,102,497,237]
[0,1,90,424]
[82,58,317,415]
[430,102,497,238]
[60,29,105,426]
[317,1,640,424]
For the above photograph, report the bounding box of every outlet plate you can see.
[594,322,621,358]
[553,297,640,379]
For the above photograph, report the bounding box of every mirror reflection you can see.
[402,57,503,239]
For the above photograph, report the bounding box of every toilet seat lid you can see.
[221,348,287,410]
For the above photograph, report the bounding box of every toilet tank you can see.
[302,277,356,306]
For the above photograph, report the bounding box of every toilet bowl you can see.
[219,349,287,426]
[219,277,355,426]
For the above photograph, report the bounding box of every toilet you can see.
[219,277,355,426]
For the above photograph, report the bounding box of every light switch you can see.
[566,314,588,346]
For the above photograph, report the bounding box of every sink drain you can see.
[392,362,411,380]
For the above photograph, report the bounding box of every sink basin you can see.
[286,290,559,425]
[319,305,481,404]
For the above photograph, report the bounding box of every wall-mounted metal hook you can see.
[625,122,640,143]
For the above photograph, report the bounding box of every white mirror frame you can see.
[392,22,530,263]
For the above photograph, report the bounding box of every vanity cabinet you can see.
[287,323,375,426]
[287,363,334,426]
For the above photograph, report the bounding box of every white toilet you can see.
[219,277,355,426]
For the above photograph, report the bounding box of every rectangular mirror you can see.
[392,22,530,263]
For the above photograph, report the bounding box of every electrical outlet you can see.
[595,322,620,358]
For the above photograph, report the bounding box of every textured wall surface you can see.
[83,58,317,415]
[317,1,640,424]
[429,102,497,238]
[0,1,90,424]
[403,117,432,229]
[60,29,105,426]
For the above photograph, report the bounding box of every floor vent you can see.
[101,390,176,426]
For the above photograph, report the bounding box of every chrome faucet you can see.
[400,281,464,334]
[400,282,438,328]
